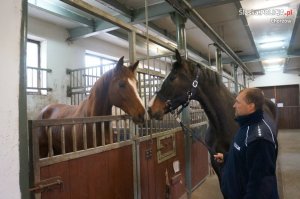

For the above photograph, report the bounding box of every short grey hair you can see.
[241,88,264,110]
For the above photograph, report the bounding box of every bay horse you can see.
[147,49,277,195]
[38,56,145,157]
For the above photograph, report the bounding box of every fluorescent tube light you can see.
[263,58,284,64]
[264,65,283,72]
[259,41,284,49]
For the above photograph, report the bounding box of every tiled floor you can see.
[191,174,223,199]
[191,129,300,199]
[276,129,300,199]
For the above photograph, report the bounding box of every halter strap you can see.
[156,66,215,154]
[161,66,200,114]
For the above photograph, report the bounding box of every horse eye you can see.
[119,81,126,88]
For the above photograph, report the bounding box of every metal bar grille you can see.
[33,54,208,158]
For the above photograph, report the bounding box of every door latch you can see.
[29,176,63,193]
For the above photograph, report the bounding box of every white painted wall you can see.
[249,71,300,87]
[27,16,173,119]
[27,16,132,119]
[0,1,21,199]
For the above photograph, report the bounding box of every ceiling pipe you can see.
[166,0,254,79]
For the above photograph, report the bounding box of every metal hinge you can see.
[29,176,63,193]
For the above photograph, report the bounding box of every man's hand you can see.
[214,153,224,163]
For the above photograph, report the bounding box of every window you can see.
[84,52,117,90]
[85,52,115,72]
[26,39,50,95]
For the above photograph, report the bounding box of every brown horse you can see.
[38,56,145,157]
[147,49,277,195]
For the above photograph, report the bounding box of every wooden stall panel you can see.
[259,85,300,129]
[139,140,156,199]
[191,125,209,188]
[40,162,71,199]
[278,107,300,129]
[140,131,186,199]
[107,145,134,199]
[40,146,133,199]
[276,85,299,129]
[154,132,186,199]
[191,142,209,188]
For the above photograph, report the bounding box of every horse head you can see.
[148,49,199,120]
[109,56,146,124]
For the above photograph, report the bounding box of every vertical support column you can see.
[215,47,223,78]
[243,71,247,88]
[128,31,137,63]
[172,12,192,198]
[172,12,187,58]
[19,1,30,199]
[232,63,239,94]
[128,31,140,199]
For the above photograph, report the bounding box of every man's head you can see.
[233,88,264,116]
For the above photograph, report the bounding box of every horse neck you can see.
[87,77,113,116]
[195,80,238,141]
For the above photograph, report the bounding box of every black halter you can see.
[156,67,200,115]
[155,67,216,155]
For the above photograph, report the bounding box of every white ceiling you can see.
[28,0,300,76]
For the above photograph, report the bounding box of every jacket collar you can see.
[235,109,264,127]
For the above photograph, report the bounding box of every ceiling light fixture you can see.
[259,41,285,49]
[264,65,283,72]
[263,58,284,64]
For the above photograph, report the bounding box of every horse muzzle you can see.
[147,107,164,120]
[132,113,145,124]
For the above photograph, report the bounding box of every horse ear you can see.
[130,60,139,72]
[115,56,124,71]
[175,49,182,64]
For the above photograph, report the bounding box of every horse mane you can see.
[198,66,223,87]
[85,68,115,116]
[89,68,114,100]
[187,63,237,147]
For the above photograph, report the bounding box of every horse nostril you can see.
[147,107,152,115]
[137,114,145,123]
[139,113,144,118]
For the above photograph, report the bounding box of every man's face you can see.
[233,91,255,116]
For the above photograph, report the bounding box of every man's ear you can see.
[248,103,256,112]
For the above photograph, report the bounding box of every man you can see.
[214,88,279,199]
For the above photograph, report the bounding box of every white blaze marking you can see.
[148,94,157,107]
[128,78,144,106]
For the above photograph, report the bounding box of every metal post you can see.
[215,47,222,78]
[232,63,239,94]
[131,122,140,199]
[19,0,31,198]
[172,12,192,198]
[128,31,136,63]
[172,12,187,57]
[243,71,247,88]
[128,30,140,199]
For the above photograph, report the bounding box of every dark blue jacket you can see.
[221,110,279,199]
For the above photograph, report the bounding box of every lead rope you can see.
[171,110,216,155]
[168,68,216,155]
